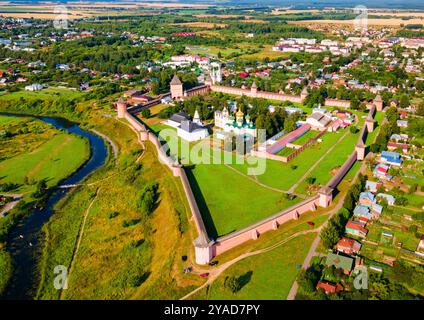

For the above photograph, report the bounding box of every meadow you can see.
[0,114,90,184]
[191,233,316,300]
[149,118,361,238]
[150,122,302,237]
[0,119,89,193]
[36,111,202,300]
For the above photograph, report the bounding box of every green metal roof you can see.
[325,253,354,271]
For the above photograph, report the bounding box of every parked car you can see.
[209,261,218,266]
[307,221,315,226]
[181,255,187,261]
[199,273,209,278]
[184,267,192,273]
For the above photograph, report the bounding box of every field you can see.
[0,115,89,193]
[35,109,202,300]
[291,130,318,146]
[296,130,360,191]
[359,206,423,267]
[168,22,227,29]
[230,129,351,192]
[186,161,301,238]
[292,18,424,26]
[0,87,84,101]
[150,122,301,238]
[238,45,290,60]
[149,113,361,238]
[191,233,316,300]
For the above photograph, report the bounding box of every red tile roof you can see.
[316,281,343,294]
[346,221,368,234]
[267,124,310,154]
[336,237,361,253]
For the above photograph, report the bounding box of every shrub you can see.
[108,211,119,219]
[141,108,151,118]
[136,182,159,215]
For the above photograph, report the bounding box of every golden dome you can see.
[236,108,244,117]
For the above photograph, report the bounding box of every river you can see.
[1,114,108,299]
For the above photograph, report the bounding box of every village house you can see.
[397,120,408,128]
[325,253,354,275]
[380,151,402,166]
[377,193,396,206]
[345,220,368,238]
[316,281,344,294]
[365,181,381,193]
[373,163,392,180]
[387,142,408,154]
[336,237,362,255]
[25,83,43,91]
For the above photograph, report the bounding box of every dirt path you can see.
[0,198,21,217]
[180,228,319,300]
[223,164,306,199]
[59,187,100,299]
[91,129,118,161]
[288,129,350,194]
[286,151,369,300]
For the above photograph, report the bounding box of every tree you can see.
[284,115,297,133]
[32,179,48,198]
[136,182,159,215]
[320,223,341,249]
[141,108,151,118]
[224,276,241,294]
[399,95,410,109]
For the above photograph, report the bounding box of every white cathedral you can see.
[214,107,257,138]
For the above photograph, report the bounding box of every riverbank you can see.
[0,114,107,299]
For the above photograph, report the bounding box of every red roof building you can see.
[316,281,343,294]
[387,142,408,153]
[345,220,368,238]
[336,237,362,255]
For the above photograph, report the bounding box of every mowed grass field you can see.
[150,122,301,237]
[230,130,347,191]
[150,121,361,237]
[0,116,89,193]
[294,127,361,194]
[191,233,316,300]
[186,162,301,238]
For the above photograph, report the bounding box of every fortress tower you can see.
[210,63,222,84]
[318,186,333,208]
[366,115,374,132]
[355,140,366,161]
[374,94,384,111]
[170,74,183,100]
[116,97,128,118]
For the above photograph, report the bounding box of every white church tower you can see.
[193,109,201,124]
[210,63,222,84]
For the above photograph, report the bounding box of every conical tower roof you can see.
[170,74,182,85]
